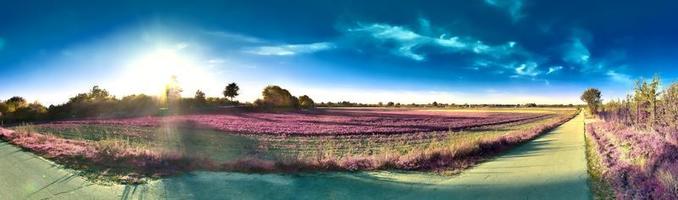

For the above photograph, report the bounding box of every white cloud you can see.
[202,30,264,44]
[563,37,590,65]
[514,62,541,77]
[246,42,335,56]
[606,70,633,84]
[546,66,563,74]
[346,21,521,61]
[485,0,525,21]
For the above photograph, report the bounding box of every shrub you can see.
[258,85,299,108]
[298,95,315,109]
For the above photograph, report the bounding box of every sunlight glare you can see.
[116,46,220,97]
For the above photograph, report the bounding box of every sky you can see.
[1,0,677,105]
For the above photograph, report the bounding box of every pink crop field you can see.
[51,109,549,135]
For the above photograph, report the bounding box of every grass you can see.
[1,108,578,183]
[584,128,615,200]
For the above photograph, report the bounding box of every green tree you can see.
[0,102,8,115]
[260,85,298,108]
[224,82,239,101]
[195,90,207,105]
[581,88,602,114]
[5,96,28,112]
[298,95,315,108]
[632,76,661,127]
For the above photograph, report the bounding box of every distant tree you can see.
[659,83,678,129]
[12,101,47,122]
[581,88,602,114]
[165,75,183,104]
[5,96,28,112]
[0,102,8,115]
[377,102,383,107]
[631,76,661,127]
[298,95,315,109]
[395,102,401,107]
[195,90,207,105]
[118,94,158,116]
[432,101,438,107]
[259,85,298,108]
[224,82,240,101]
[386,102,395,107]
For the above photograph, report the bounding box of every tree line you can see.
[581,75,677,135]
[0,81,245,123]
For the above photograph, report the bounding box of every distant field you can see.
[1,107,578,183]
[47,108,552,135]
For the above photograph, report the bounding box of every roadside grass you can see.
[584,128,615,200]
[1,108,578,183]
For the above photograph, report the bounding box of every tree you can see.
[581,88,602,114]
[432,101,438,107]
[5,96,28,112]
[0,102,8,115]
[386,102,395,107]
[165,75,183,105]
[259,85,298,108]
[632,76,661,127]
[224,82,239,101]
[195,90,207,105]
[298,95,315,109]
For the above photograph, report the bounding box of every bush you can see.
[258,85,299,108]
[298,95,315,109]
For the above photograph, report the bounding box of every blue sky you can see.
[1,0,677,105]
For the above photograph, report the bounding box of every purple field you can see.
[51,109,549,135]
[587,122,678,199]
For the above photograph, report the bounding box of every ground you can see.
[0,112,590,200]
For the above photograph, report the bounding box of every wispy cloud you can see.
[345,21,520,61]
[606,70,633,84]
[546,66,563,74]
[514,62,541,77]
[562,37,590,65]
[245,42,335,56]
[484,0,525,21]
[202,30,265,44]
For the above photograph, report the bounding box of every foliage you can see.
[0,102,8,116]
[256,85,299,108]
[599,76,676,140]
[5,96,28,112]
[298,95,315,109]
[194,90,207,105]
[581,88,602,114]
[224,82,239,101]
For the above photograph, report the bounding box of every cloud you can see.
[202,30,264,44]
[345,21,521,61]
[546,66,563,74]
[514,62,541,77]
[606,70,633,84]
[484,0,525,21]
[562,37,590,65]
[245,42,335,56]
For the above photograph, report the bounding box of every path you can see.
[0,113,590,200]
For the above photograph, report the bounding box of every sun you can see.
[115,46,219,97]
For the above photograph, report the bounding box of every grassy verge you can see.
[584,130,615,200]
